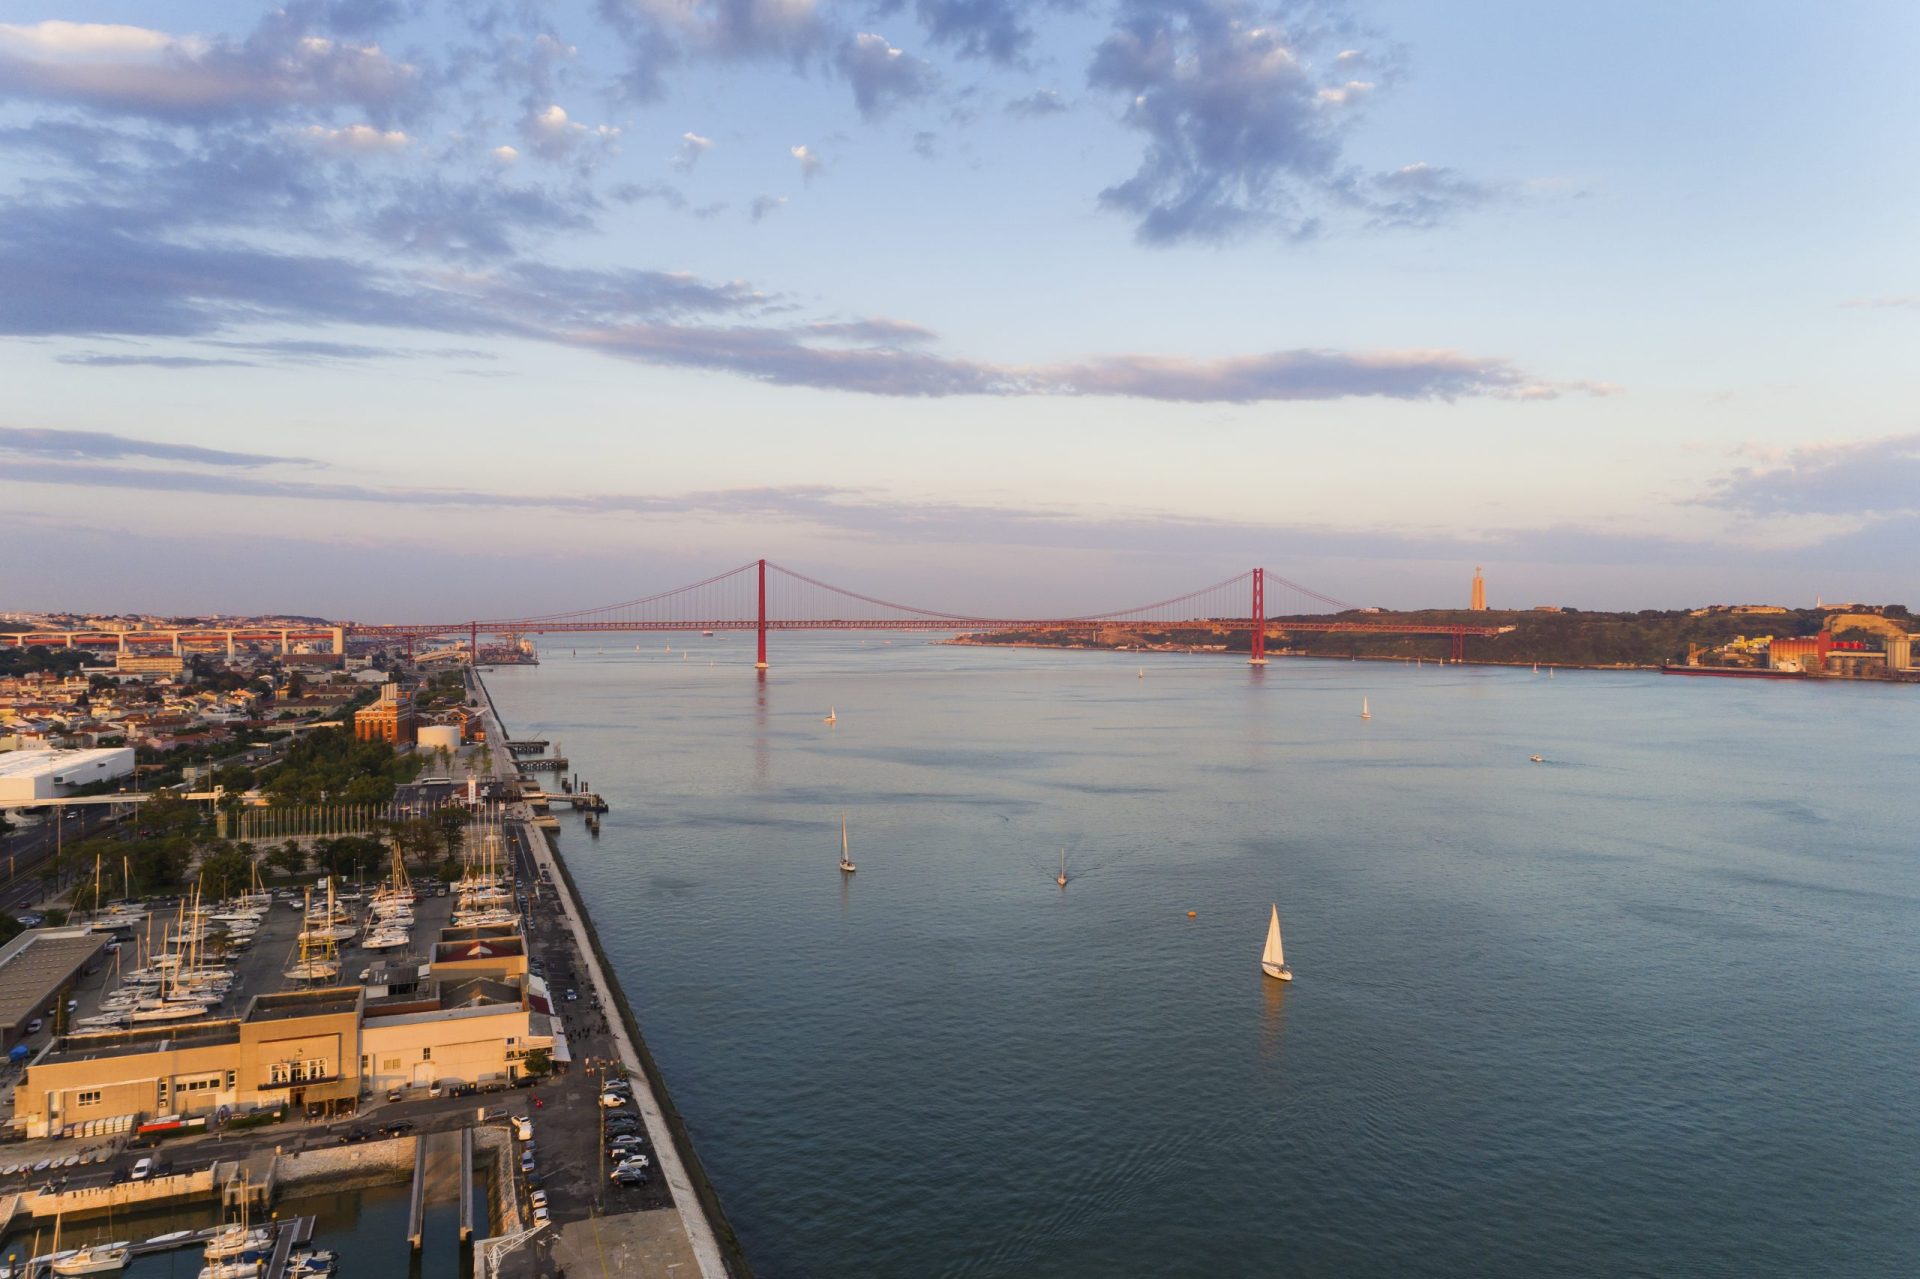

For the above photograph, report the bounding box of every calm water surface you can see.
[487,638,1919,1277]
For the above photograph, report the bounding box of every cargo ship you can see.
[1659,664,1806,679]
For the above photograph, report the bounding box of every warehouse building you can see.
[0,928,109,1050]
[0,748,136,805]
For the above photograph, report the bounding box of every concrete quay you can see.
[469,669,742,1279]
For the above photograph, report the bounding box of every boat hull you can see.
[1261,962,1293,982]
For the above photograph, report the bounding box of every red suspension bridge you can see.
[346,560,1509,666]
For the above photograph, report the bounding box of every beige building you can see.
[362,978,549,1093]
[13,979,549,1139]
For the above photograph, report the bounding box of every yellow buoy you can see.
[1186,911,1197,918]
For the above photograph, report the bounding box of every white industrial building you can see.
[0,748,136,805]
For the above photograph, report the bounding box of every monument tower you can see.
[1470,566,1487,611]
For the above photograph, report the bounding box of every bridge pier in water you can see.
[1249,567,1267,665]
[756,556,770,669]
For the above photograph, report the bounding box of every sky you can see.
[1,0,1917,620]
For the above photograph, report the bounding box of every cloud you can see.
[789,144,821,181]
[1315,80,1373,106]
[596,0,832,100]
[2,450,1839,600]
[365,176,598,260]
[1006,88,1067,118]
[491,145,520,164]
[0,189,1601,403]
[1368,161,1498,229]
[1840,295,1920,310]
[749,194,788,221]
[671,131,712,172]
[806,319,937,344]
[55,353,256,369]
[1088,3,1344,243]
[304,123,409,153]
[611,180,690,211]
[899,0,1042,65]
[1699,434,1920,517]
[519,102,618,162]
[0,18,419,123]
[834,32,935,118]
[0,426,308,467]
[569,323,1593,403]
[1085,1,1485,244]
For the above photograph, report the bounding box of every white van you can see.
[512,1115,534,1142]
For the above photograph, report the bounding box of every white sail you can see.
[1361,697,1370,719]
[1262,905,1285,968]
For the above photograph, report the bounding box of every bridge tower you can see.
[756,559,769,669]
[1249,568,1267,666]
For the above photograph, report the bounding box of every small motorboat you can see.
[1529,755,1544,763]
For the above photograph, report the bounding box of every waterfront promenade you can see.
[469,670,732,1279]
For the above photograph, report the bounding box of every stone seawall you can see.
[273,1134,418,1193]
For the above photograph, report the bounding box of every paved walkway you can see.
[473,680,727,1279]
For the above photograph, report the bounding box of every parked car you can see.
[130,1157,153,1181]
[531,1205,550,1227]
[386,1088,401,1103]
[564,989,579,1002]
[25,1019,41,1034]
[529,1190,548,1209]
[512,1116,534,1142]
[608,1135,645,1150]
[604,1116,640,1131]
[381,1120,415,1136]
[519,1153,535,1173]
[428,1082,442,1098]
[612,1169,648,1187]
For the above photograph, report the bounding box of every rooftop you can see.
[242,987,362,1023]
[0,929,107,1030]
[0,748,132,780]
[44,1020,242,1064]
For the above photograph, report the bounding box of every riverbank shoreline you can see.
[469,668,750,1279]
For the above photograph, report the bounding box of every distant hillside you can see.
[955,604,1912,668]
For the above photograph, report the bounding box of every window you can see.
[383,1058,401,1071]
[76,1090,102,1107]
[226,1071,236,1087]
[421,1048,431,1061]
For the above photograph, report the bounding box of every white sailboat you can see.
[1260,904,1292,982]
[1360,697,1371,720]
[838,815,856,874]
[823,708,837,726]
[1056,849,1068,889]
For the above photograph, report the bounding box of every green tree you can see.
[314,835,384,881]
[197,842,256,899]
[266,840,307,880]
[433,806,470,861]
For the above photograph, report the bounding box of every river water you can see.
[486,637,1919,1277]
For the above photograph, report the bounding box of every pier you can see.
[17,1217,316,1279]
[505,740,550,756]
[466,667,739,1277]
